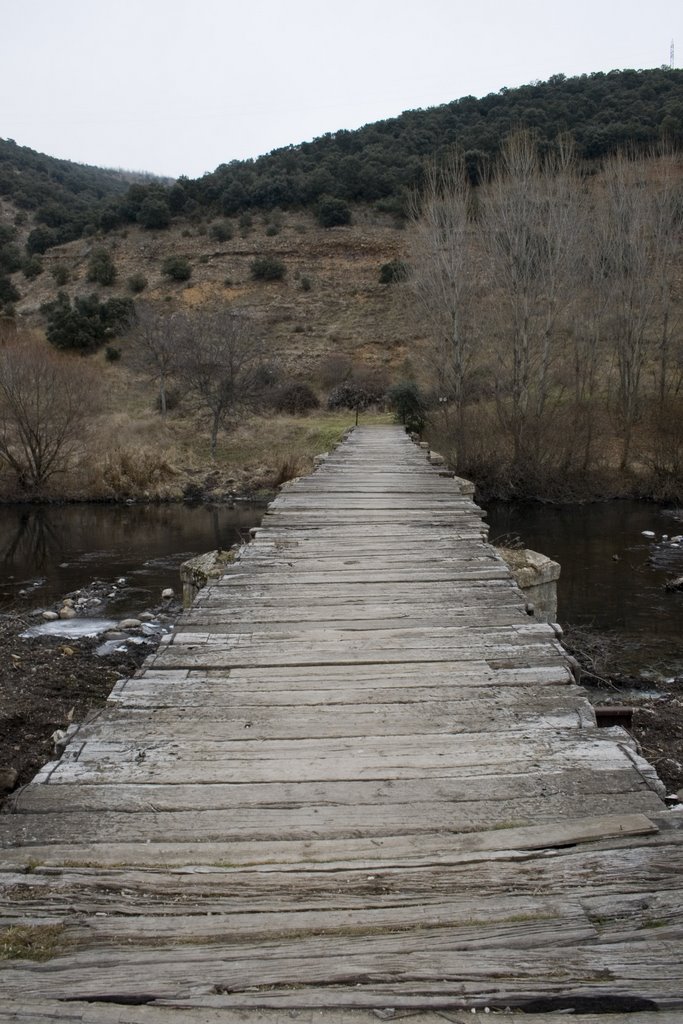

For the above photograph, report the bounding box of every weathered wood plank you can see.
[2,792,663,846]
[41,697,592,744]
[12,766,654,813]
[1,934,682,1004]
[0,1006,679,1024]
[0,813,659,870]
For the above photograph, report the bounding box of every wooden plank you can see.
[13,767,654,813]
[41,697,592,742]
[1,793,663,846]
[0,814,659,870]
[0,1003,678,1023]
[1,934,681,1004]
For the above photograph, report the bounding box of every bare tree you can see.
[174,307,265,457]
[409,153,474,432]
[0,337,99,491]
[649,152,683,406]
[598,153,658,469]
[482,131,581,465]
[128,303,181,415]
[569,201,612,473]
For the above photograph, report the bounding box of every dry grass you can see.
[0,923,66,962]
[14,406,392,501]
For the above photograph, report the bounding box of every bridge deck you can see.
[1,426,681,1020]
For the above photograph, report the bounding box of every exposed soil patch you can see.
[631,694,683,794]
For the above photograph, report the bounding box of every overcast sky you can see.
[2,0,681,179]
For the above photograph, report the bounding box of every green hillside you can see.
[2,67,682,268]
[185,67,683,217]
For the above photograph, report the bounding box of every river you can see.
[485,499,683,681]
[0,502,266,616]
[2,498,681,680]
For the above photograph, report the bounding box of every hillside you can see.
[8,207,413,375]
[0,206,414,503]
[0,69,682,505]
[2,67,682,276]
[186,66,683,218]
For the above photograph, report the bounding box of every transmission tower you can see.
[671,39,675,68]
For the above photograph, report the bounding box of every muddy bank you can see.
[0,614,152,797]
[1,581,182,801]
[563,626,683,796]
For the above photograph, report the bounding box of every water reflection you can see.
[0,502,266,612]
[485,499,683,676]
[1,507,66,577]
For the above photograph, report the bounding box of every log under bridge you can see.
[1,425,681,1024]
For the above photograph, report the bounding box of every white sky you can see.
[1,0,681,179]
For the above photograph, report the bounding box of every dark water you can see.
[0,502,265,615]
[2,499,681,679]
[485,500,683,679]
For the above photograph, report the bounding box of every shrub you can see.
[210,221,233,242]
[0,242,22,274]
[51,264,70,286]
[300,275,312,292]
[87,248,116,286]
[316,196,352,228]
[250,255,285,281]
[101,296,134,333]
[379,259,408,285]
[137,197,171,230]
[105,345,121,362]
[26,226,56,255]
[0,276,20,305]
[43,292,133,353]
[127,272,148,293]
[327,380,374,412]
[386,381,427,432]
[162,256,192,281]
[272,381,320,415]
[22,256,43,280]
[253,362,282,392]
[374,195,409,226]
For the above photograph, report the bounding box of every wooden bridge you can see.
[1,425,681,1024]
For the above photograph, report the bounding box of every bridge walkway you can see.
[1,425,681,1020]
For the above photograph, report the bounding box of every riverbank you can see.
[563,625,683,797]
[0,613,163,798]
[0,408,360,504]
[1,389,680,505]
